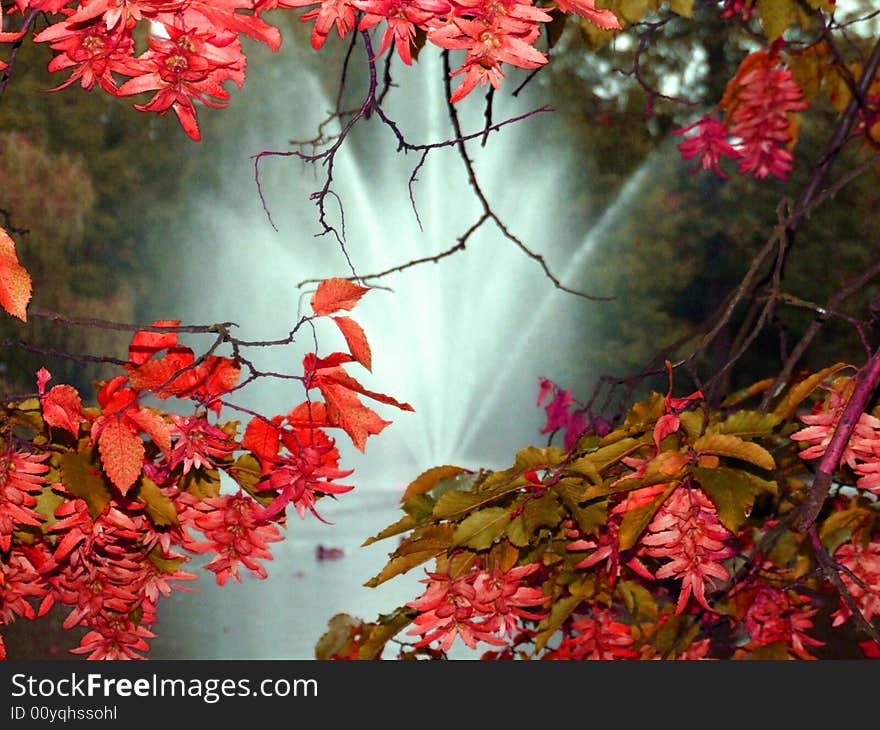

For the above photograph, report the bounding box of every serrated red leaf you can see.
[314,365,414,411]
[243,417,281,464]
[333,316,372,371]
[0,227,32,321]
[42,384,85,436]
[310,278,370,316]
[321,382,392,452]
[98,419,145,495]
[128,407,172,455]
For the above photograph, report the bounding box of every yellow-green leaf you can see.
[535,595,581,652]
[505,514,530,547]
[365,525,451,588]
[694,467,762,533]
[315,613,361,660]
[758,0,795,41]
[693,433,775,471]
[358,608,417,660]
[5,397,44,433]
[568,437,643,476]
[33,485,65,532]
[452,507,512,550]
[362,513,418,546]
[401,465,469,502]
[617,580,658,620]
[523,492,564,534]
[772,363,849,421]
[554,480,607,536]
[618,483,677,551]
[60,448,112,518]
[178,466,222,500]
[133,476,178,527]
[819,504,871,554]
[709,411,780,437]
[618,0,648,22]
[667,0,693,17]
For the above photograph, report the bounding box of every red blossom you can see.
[188,492,283,585]
[406,562,546,651]
[674,115,743,178]
[743,586,823,659]
[640,485,734,614]
[831,540,880,628]
[544,607,639,660]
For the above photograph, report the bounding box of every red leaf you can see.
[0,227,32,321]
[321,382,392,452]
[128,408,172,455]
[310,278,370,316]
[333,316,372,371]
[128,321,182,365]
[42,384,86,436]
[179,356,242,412]
[128,349,195,395]
[315,366,414,411]
[98,419,145,495]
[243,417,281,464]
[286,401,329,429]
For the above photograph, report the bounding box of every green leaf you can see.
[315,613,361,660]
[523,492,564,534]
[819,504,871,554]
[5,397,44,433]
[148,545,185,574]
[452,507,512,550]
[33,484,65,532]
[357,608,417,660]
[758,0,794,41]
[133,476,178,527]
[694,467,765,533]
[60,448,112,518]
[618,483,677,551]
[709,411,780,437]
[535,595,582,652]
[365,525,455,587]
[693,433,775,471]
[553,480,607,535]
[179,465,222,500]
[401,494,434,520]
[750,641,791,660]
[617,580,658,620]
[432,480,522,519]
[772,363,849,422]
[568,437,643,476]
[401,465,469,502]
[667,0,693,16]
[678,411,704,440]
[505,515,530,547]
[617,0,648,23]
[362,514,418,546]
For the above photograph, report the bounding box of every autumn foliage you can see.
[0,275,410,659]
[1,0,879,662]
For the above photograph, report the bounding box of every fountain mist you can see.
[146,38,648,658]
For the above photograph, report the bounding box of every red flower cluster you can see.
[1,0,621,138]
[675,50,807,181]
[0,278,407,659]
[406,562,547,651]
[790,379,880,493]
[641,485,735,614]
